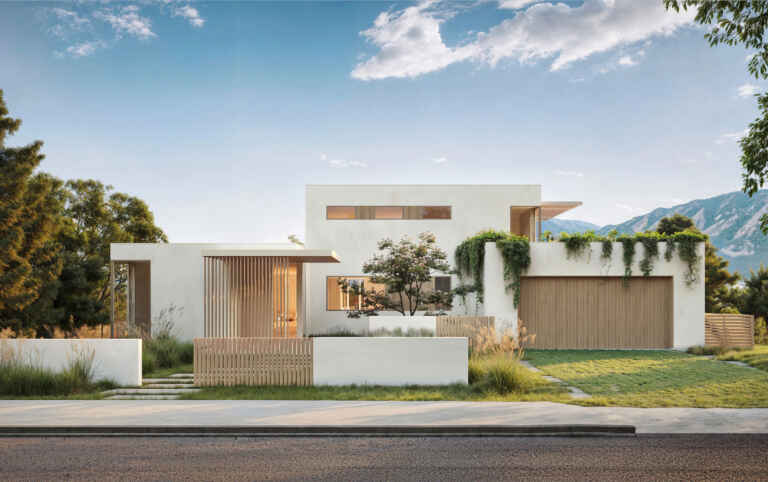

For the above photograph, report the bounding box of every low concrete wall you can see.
[1,339,142,387]
[367,316,436,333]
[313,337,467,386]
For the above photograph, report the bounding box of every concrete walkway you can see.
[1,400,767,433]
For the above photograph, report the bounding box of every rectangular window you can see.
[326,206,451,220]
[327,276,451,311]
[327,206,356,219]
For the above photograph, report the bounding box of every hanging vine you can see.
[617,234,636,282]
[636,232,662,277]
[455,229,530,307]
[671,230,706,284]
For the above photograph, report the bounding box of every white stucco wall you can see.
[367,315,436,333]
[1,339,142,386]
[304,185,542,334]
[313,337,467,385]
[483,242,706,349]
[111,243,301,341]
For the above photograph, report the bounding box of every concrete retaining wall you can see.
[313,337,467,386]
[0,339,142,387]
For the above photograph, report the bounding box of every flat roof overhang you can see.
[540,201,582,220]
[201,249,340,263]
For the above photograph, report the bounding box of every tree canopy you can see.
[0,90,167,337]
[665,1,768,234]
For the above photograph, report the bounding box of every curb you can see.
[0,424,636,437]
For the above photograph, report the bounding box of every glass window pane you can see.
[327,206,356,219]
[434,276,451,292]
[375,206,404,219]
[422,206,451,219]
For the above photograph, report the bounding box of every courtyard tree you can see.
[340,232,453,317]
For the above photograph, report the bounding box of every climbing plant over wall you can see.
[454,229,530,306]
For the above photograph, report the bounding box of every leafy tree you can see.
[655,214,740,312]
[742,264,768,322]
[664,1,768,234]
[0,90,64,335]
[53,180,167,334]
[341,232,452,316]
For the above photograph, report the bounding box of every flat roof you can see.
[201,249,340,263]
[540,201,582,220]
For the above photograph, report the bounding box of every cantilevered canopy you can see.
[540,201,582,220]
[201,249,340,263]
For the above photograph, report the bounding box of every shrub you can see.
[142,350,157,375]
[481,356,535,394]
[0,343,100,396]
[756,317,768,345]
[686,345,746,356]
[467,358,487,385]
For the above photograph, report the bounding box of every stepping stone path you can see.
[102,373,200,400]
[519,361,591,399]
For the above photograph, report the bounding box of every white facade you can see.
[483,242,707,349]
[111,243,303,340]
[304,184,541,334]
[1,339,142,387]
[313,337,468,385]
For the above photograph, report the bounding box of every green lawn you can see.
[717,345,768,372]
[524,349,768,408]
[179,371,571,402]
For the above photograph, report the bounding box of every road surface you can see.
[2,434,767,480]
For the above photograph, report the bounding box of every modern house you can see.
[111,184,705,349]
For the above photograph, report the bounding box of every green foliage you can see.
[368,327,435,337]
[472,355,535,394]
[636,232,662,277]
[664,1,768,234]
[560,230,599,260]
[341,232,452,317]
[455,230,530,307]
[0,90,65,334]
[0,343,111,396]
[141,305,192,374]
[617,234,636,282]
[686,345,745,357]
[742,265,768,322]
[756,317,768,345]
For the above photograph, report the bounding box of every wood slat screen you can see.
[705,313,754,348]
[519,277,673,349]
[204,256,298,338]
[194,338,313,386]
[436,316,495,337]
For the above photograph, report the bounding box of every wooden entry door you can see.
[519,277,673,349]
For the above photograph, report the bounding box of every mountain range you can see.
[542,189,768,277]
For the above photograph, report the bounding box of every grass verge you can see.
[144,363,194,379]
[717,345,768,372]
[524,349,768,408]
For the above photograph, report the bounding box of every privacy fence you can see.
[435,316,495,337]
[704,313,754,348]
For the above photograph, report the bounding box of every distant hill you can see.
[546,190,768,277]
[542,218,600,235]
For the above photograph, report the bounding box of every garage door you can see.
[519,277,673,349]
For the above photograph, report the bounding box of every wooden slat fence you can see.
[705,313,754,348]
[194,338,313,387]
[436,316,495,337]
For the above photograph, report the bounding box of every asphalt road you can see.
[2,435,767,481]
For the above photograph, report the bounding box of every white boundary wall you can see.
[483,242,706,349]
[367,316,436,333]
[1,339,142,387]
[313,337,467,385]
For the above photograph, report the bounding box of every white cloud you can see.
[432,156,447,164]
[498,0,538,9]
[737,83,759,98]
[173,5,205,28]
[554,169,584,177]
[352,0,695,80]
[328,159,368,168]
[617,55,636,66]
[320,153,328,161]
[716,128,749,144]
[95,5,156,40]
[62,40,106,58]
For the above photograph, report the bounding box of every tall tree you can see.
[655,214,740,312]
[664,1,768,234]
[54,180,167,334]
[0,90,64,334]
[742,265,768,322]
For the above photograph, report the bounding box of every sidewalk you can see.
[1,400,767,433]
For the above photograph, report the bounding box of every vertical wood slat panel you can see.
[519,277,673,349]
[193,338,313,387]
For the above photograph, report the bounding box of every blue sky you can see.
[0,0,762,242]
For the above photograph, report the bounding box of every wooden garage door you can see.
[519,277,673,349]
